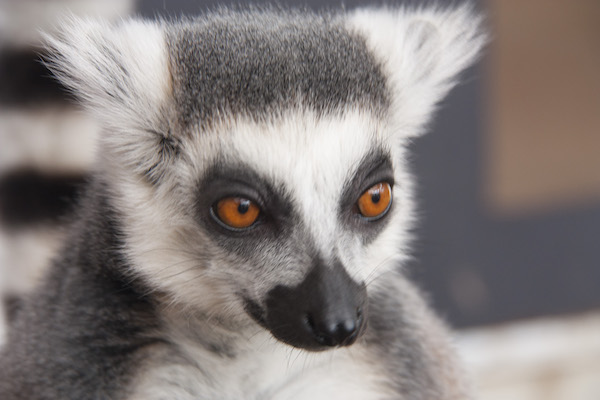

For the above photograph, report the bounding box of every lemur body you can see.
[0,7,483,399]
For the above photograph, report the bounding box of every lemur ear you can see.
[45,18,171,131]
[45,18,176,182]
[348,5,486,137]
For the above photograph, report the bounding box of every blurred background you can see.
[0,1,598,399]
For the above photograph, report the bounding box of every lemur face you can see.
[46,8,483,350]
[181,110,406,350]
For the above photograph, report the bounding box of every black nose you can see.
[305,307,364,347]
[263,257,368,351]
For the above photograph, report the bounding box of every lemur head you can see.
[47,7,483,351]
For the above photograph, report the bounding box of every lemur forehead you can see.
[166,10,391,128]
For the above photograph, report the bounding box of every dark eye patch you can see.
[195,160,295,242]
[338,148,395,241]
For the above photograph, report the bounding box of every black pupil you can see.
[238,200,250,214]
[371,191,381,204]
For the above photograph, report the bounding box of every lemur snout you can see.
[304,306,364,347]
[262,258,368,351]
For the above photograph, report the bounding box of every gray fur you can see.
[0,180,160,399]
[168,9,390,128]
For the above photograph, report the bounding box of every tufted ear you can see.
[45,18,177,182]
[348,5,486,137]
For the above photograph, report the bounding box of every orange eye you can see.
[357,182,392,219]
[214,197,260,229]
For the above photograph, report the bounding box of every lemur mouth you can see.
[243,260,368,351]
[243,297,268,327]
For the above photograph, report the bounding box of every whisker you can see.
[364,254,401,287]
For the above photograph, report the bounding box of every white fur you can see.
[348,5,485,139]
[44,18,170,128]
[44,18,175,179]
[128,316,393,400]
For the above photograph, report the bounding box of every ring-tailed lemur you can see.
[0,6,484,400]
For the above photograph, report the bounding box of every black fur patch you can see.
[143,129,182,185]
[194,159,296,252]
[0,49,73,108]
[167,9,390,128]
[0,169,87,228]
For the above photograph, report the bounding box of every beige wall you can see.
[486,0,600,216]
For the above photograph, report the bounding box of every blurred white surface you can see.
[0,0,135,48]
[458,311,600,400]
[0,108,99,173]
